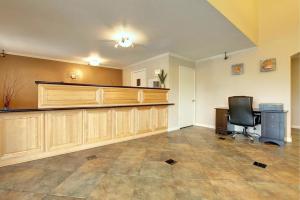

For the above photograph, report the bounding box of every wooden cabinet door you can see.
[114,108,135,138]
[102,88,140,104]
[142,89,168,103]
[45,110,83,151]
[84,109,112,143]
[136,107,152,134]
[152,106,168,131]
[38,84,101,108]
[0,113,44,158]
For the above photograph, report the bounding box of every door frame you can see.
[178,65,196,128]
[291,52,300,130]
[131,68,146,87]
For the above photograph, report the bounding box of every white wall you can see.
[123,54,169,87]
[196,47,290,128]
[123,53,195,131]
[196,45,298,141]
[291,55,300,129]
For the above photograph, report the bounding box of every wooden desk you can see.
[215,107,260,135]
[215,107,287,146]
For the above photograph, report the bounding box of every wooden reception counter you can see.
[0,81,173,167]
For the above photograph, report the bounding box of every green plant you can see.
[157,69,167,86]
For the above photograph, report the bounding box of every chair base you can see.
[231,127,259,141]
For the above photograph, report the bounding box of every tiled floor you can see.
[0,127,299,200]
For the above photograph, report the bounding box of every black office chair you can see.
[228,96,260,141]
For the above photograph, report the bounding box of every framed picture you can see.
[136,79,141,86]
[148,78,160,88]
[231,63,244,75]
[260,58,276,72]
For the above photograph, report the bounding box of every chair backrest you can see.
[228,96,255,127]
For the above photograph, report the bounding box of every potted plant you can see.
[1,72,21,111]
[157,69,167,88]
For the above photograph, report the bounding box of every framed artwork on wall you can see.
[148,78,160,88]
[231,63,244,75]
[260,58,276,72]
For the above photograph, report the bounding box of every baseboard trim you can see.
[285,136,292,143]
[193,123,295,142]
[193,123,215,129]
[292,125,300,129]
[168,127,180,132]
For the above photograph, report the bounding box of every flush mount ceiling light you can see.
[114,36,134,48]
[87,56,102,66]
[101,26,147,49]
[114,32,134,48]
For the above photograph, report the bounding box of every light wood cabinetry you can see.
[84,109,112,143]
[136,107,152,134]
[38,84,101,108]
[0,84,171,169]
[102,88,140,104]
[0,105,169,167]
[0,83,172,167]
[45,110,83,151]
[0,113,44,159]
[152,106,168,131]
[142,90,168,103]
[37,83,170,109]
[114,108,135,138]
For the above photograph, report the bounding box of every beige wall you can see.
[196,0,300,142]
[291,55,300,128]
[0,54,122,108]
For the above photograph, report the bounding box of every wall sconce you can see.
[1,49,6,58]
[70,71,81,80]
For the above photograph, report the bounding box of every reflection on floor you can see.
[0,127,299,200]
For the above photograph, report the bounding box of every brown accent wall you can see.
[0,54,123,108]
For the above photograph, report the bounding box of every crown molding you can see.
[125,52,197,69]
[125,52,170,68]
[5,51,123,70]
[196,47,257,63]
[6,46,257,70]
[168,52,195,63]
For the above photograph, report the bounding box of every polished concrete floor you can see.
[0,127,299,200]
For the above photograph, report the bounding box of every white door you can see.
[131,69,146,87]
[179,66,195,128]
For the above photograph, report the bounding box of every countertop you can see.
[35,81,170,90]
[0,103,174,113]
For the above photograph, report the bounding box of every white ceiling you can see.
[0,0,254,68]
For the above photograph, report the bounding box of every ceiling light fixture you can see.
[115,37,134,48]
[114,32,134,48]
[87,57,102,66]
